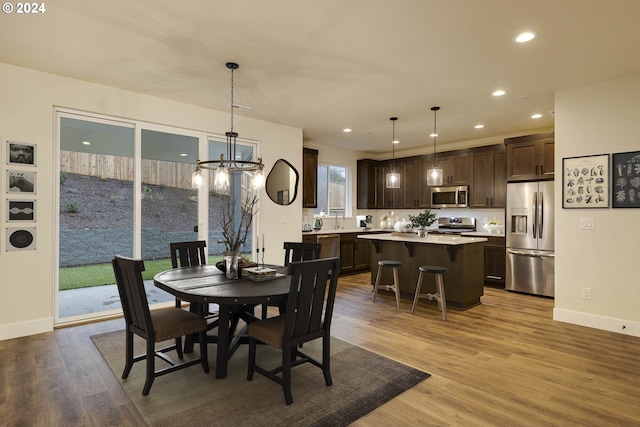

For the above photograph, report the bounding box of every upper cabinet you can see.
[433,152,470,186]
[356,144,511,210]
[357,159,379,209]
[302,148,318,208]
[505,133,555,181]
[470,145,506,208]
[405,157,434,208]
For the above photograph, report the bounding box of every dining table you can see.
[153,263,290,378]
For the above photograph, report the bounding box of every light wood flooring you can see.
[1,273,639,426]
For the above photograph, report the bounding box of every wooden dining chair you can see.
[247,257,341,405]
[170,240,218,353]
[283,241,322,266]
[169,240,208,310]
[112,255,209,395]
[260,241,322,320]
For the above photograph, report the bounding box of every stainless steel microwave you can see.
[431,185,469,208]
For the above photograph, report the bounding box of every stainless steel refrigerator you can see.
[505,181,555,297]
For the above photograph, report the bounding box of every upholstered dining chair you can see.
[112,255,209,395]
[259,241,322,320]
[247,257,341,405]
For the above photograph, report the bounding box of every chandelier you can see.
[191,62,265,193]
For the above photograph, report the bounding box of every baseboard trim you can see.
[554,308,640,338]
[0,317,53,341]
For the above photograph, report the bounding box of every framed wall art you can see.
[562,154,609,208]
[6,227,36,251]
[612,150,640,208]
[7,141,36,167]
[6,170,36,194]
[7,200,36,222]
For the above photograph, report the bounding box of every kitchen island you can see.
[358,233,487,310]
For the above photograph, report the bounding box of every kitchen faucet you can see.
[334,210,345,229]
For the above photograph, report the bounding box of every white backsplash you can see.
[303,207,505,231]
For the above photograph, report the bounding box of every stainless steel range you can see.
[432,217,476,235]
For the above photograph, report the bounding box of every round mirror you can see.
[266,158,299,205]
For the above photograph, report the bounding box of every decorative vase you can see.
[417,228,427,237]
[224,251,240,279]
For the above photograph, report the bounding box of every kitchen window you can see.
[314,163,350,217]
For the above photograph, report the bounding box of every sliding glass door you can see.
[58,114,135,319]
[56,112,259,323]
[140,128,200,260]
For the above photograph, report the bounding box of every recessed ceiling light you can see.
[475,124,484,129]
[531,113,543,119]
[430,133,438,138]
[343,128,352,133]
[492,90,506,97]
[180,153,188,157]
[393,139,399,144]
[515,32,537,43]
[82,141,91,145]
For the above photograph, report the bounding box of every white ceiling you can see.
[2,0,640,155]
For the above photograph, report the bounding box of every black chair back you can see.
[112,255,153,338]
[283,241,321,266]
[285,257,340,344]
[170,240,207,268]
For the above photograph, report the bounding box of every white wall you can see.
[0,62,303,340]
[554,72,640,337]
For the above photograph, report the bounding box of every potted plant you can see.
[407,209,437,237]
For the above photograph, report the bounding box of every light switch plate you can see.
[580,218,595,230]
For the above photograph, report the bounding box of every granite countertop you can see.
[357,232,487,245]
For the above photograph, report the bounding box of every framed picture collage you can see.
[4,141,37,251]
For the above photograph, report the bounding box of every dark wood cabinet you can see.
[470,146,506,208]
[356,143,516,210]
[430,152,469,185]
[404,160,422,208]
[483,236,506,285]
[339,233,371,273]
[303,232,375,274]
[357,159,379,209]
[505,133,554,181]
[302,148,318,208]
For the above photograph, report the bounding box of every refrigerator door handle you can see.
[532,192,538,237]
[538,191,544,239]
[508,249,555,258]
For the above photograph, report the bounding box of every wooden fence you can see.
[60,151,194,189]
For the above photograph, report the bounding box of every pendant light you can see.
[427,106,443,186]
[191,62,265,193]
[385,117,400,189]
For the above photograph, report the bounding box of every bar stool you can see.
[411,265,448,320]
[372,260,402,308]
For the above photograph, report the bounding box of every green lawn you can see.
[59,256,227,290]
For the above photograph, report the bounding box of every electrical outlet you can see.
[581,287,592,300]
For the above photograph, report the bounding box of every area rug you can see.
[92,330,430,426]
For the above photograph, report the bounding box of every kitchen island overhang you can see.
[358,233,488,310]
